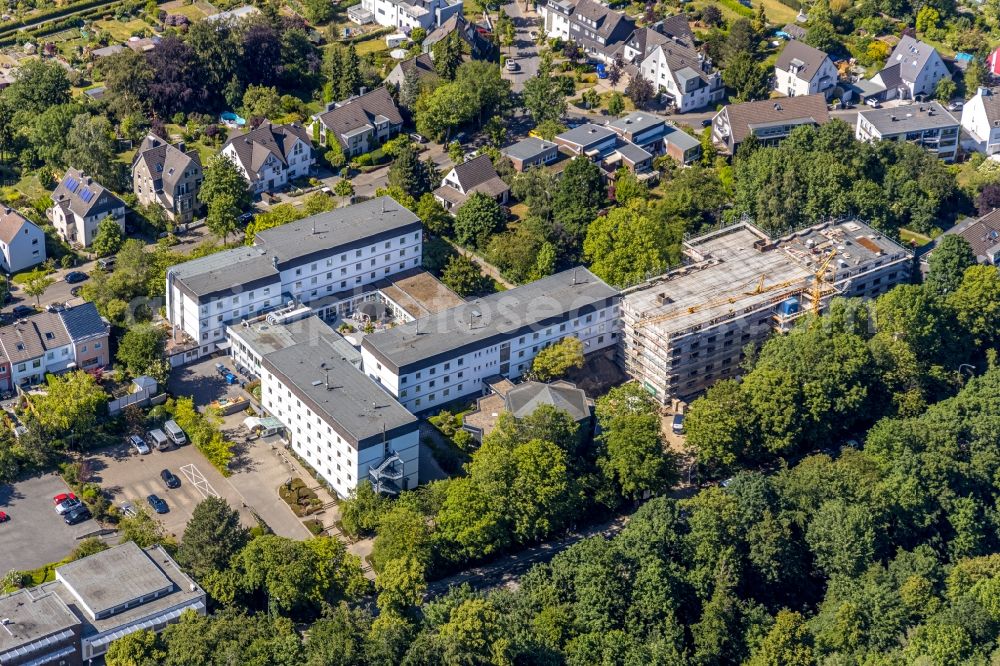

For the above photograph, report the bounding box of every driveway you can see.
[315,141,453,200]
[0,472,113,574]
[503,0,541,92]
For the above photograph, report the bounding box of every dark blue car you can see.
[64,271,87,284]
[147,494,169,514]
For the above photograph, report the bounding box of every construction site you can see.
[621,220,911,403]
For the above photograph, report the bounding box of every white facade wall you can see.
[363,301,621,413]
[961,92,1000,155]
[168,229,422,348]
[261,369,420,496]
[640,49,722,112]
[50,204,125,248]
[361,0,460,32]
[774,58,837,98]
[0,221,45,273]
[8,341,75,386]
[221,140,313,194]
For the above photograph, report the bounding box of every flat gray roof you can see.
[362,267,619,373]
[56,542,173,619]
[556,123,617,148]
[502,137,557,161]
[232,313,362,365]
[859,101,958,135]
[664,127,701,150]
[614,141,652,163]
[168,245,278,299]
[263,334,417,448]
[0,589,78,653]
[607,112,664,135]
[255,196,420,270]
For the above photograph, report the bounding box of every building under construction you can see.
[621,220,911,403]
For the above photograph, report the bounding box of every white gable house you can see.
[774,40,838,99]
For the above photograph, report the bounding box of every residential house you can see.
[422,14,492,58]
[0,302,109,389]
[125,35,159,52]
[540,0,636,63]
[774,39,838,98]
[220,122,314,194]
[663,126,702,164]
[166,197,422,359]
[961,87,1000,156]
[48,169,126,249]
[315,87,403,158]
[131,134,203,224]
[385,52,437,88]
[624,22,724,112]
[553,123,618,157]
[0,208,45,273]
[433,154,510,211]
[361,267,620,413]
[869,35,948,101]
[712,94,831,154]
[604,141,653,176]
[855,101,959,161]
[90,44,125,59]
[607,111,668,153]
[204,4,260,23]
[0,542,205,665]
[462,379,592,442]
[502,137,559,172]
[931,209,1000,265]
[361,0,463,33]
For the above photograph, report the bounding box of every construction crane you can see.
[810,250,838,316]
[634,274,809,330]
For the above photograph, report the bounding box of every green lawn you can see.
[15,172,51,204]
[92,18,153,41]
[754,0,798,26]
[899,228,936,246]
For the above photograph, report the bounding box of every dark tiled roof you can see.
[505,380,590,422]
[882,35,941,86]
[781,23,807,40]
[133,135,200,190]
[51,168,123,219]
[941,209,1000,261]
[722,94,831,145]
[876,62,903,90]
[222,122,311,181]
[0,311,72,364]
[58,302,107,341]
[451,155,502,191]
[317,88,403,147]
[775,39,831,83]
[397,53,435,79]
[659,14,694,44]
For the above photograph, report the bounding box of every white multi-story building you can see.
[228,313,419,496]
[855,101,960,162]
[961,87,1000,156]
[774,39,837,99]
[361,267,620,413]
[361,0,462,33]
[166,196,423,362]
[869,35,948,102]
[540,0,636,62]
[48,169,126,249]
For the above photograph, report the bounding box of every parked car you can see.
[45,302,66,313]
[97,256,116,271]
[865,97,881,108]
[671,413,685,435]
[147,494,169,514]
[53,492,78,505]
[55,498,83,515]
[224,373,237,385]
[11,305,34,318]
[147,428,170,451]
[0,511,8,522]
[948,100,964,112]
[129,434,150,455]
[64,507,91,525]
[64,271,87,284]
[164,419,187,445]
[215,363,229,376]
[505,59,519,72]
[596,63,607,79]
[701,118,713,127]
[237,212,255,225]
[160,469,181,489]
[119,501,136,518]
[409,132,427,144]
[70,286,83,297]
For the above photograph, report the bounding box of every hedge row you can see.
[715,0,754,17]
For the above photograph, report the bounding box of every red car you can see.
[53,492,77,505]
[0,511,8,522]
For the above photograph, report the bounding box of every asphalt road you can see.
[503,0,542,93]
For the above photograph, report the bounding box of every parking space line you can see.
[180,464,219,499]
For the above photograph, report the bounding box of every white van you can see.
[163,419,187,446]
[147,428,170,451]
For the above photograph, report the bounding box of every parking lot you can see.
[0,473,114,574]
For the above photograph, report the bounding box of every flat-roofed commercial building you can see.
[0,542,206,665]
[855,101,960,162]
[165,196,422,363]
[361,267,620,413]
[621,220,911,402]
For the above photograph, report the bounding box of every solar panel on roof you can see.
[64,176,79,192]
[81,188,95,203]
